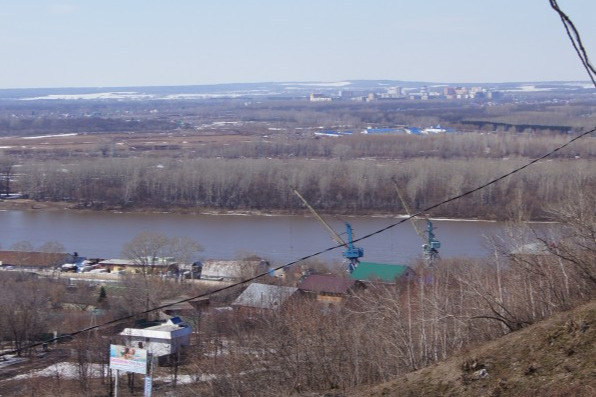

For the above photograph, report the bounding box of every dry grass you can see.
[349,300,596,397]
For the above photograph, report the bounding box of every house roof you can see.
[159,296,196,312]
[298,274,357,295]
[98,259,136,266]
[510,242,551,255]
[350,262,412,283]
[232,283,299,310]
[98,258,175,267]
[120,318,191,340]
[201,259,267,280]
[0,250,70,267]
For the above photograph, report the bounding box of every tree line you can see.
[195,133,595,161]
[13,155,594,220]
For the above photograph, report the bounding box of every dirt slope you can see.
[350,300,596,397]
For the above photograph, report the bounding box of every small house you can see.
[0,250,74,270]
[200,259,269,282]
[232,283,300,315]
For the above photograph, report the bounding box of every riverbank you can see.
[0,198,555,223]
[0,199,77,211]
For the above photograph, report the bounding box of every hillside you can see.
[350,300,596,397]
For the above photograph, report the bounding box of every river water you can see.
[0,210,534,265]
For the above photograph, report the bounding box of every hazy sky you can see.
[1,0,595,88]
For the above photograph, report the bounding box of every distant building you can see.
[444,86,456,99]
[310,93,332,102]
[422,125,447,134]
[361,127,404,135]
[455,87,468,99]
[405,127,422,135]
[386,86,403,97]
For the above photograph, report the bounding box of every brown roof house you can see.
[298,274,365,307]
[0,250,73,270]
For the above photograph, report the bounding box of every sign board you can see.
[109,344,147,374]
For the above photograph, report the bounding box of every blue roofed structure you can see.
[349,262,415,283]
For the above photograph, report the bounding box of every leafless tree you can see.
[0,154,16,197]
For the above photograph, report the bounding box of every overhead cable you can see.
[549,0,596,87]
[2,1,595,359]
[2,125,593,358]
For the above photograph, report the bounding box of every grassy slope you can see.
[350,300,596,397]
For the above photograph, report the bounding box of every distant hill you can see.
[349,300,596,397]
[0,80,591,101]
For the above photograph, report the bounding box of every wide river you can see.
[0,210,545,266]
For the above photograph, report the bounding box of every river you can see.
[0,210,540,265]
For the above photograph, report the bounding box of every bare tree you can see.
[121,232,202,316]
[122,232,172,274]
[544,187,596,290]
[0,154,16,198]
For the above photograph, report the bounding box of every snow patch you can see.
[281,81,351,87]
[21,92,153,100]
[22,133,78,140]
[12,362,107,380]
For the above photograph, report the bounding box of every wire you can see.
[549,0,596,87]
[2,126,593,358]
[2,0,596,360]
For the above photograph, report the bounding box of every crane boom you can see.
[291,187,346,247]
[391,177,426,241]
[391,177,440,265]
[291,186,363,272]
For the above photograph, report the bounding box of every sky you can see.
[1,0,595,89]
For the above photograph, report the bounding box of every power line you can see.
[2,126,593,358]
[549,0,596,87]
[2,0,595,360]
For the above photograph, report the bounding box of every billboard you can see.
[109,344,147,374]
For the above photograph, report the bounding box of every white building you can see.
[200,259,269,282]
[310,93,332,102]
[120,317,191,357]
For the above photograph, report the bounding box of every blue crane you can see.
[342,222,364,273]
[422,220,441,264]
[291,187,364,272]
[392,178,441,265]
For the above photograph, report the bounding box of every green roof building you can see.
[350,262,414,283]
